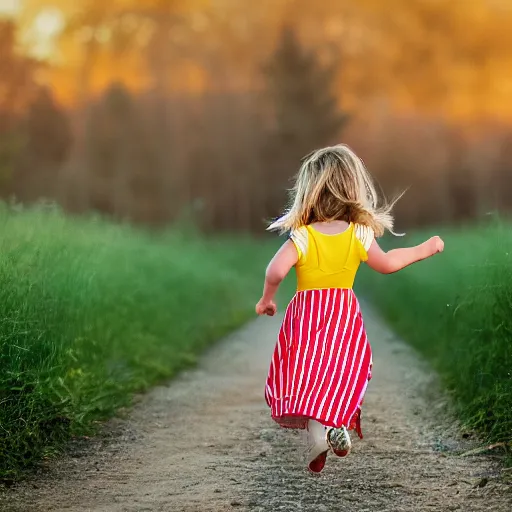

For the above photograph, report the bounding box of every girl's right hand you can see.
[256,299,277,316]
[426,236,444,256]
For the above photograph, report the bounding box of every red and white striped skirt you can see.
[265,288,372,438]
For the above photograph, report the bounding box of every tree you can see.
[0,19,39,193]
[265,25,348,152]
[25,88,72,166]
[58,0,209,102]
[84,83,163,223]
[0,20,39,115]
[262,25,349,218]
[12,87,73,202]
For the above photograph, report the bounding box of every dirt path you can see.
[1,304,510,512]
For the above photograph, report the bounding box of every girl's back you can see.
[290,220,373,292]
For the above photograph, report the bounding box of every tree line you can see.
[1,17,512,232]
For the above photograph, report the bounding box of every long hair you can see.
[267,144,404,237]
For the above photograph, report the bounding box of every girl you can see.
[256,144,444,473]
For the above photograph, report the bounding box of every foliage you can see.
[0,204,283,479]
[0,19,40,188]
[357,220,512,458]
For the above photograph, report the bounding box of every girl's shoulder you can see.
[354,223,374,251]
[289,226,309,260]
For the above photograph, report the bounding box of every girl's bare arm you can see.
[256,240,298,315]
[366,236,444,274]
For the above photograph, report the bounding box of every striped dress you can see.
[265,222,374,439]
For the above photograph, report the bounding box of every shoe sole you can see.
[327,428,351,458]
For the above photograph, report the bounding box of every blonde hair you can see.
[268,144,403,237]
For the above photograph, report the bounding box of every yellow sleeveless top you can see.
[289,223,374,291]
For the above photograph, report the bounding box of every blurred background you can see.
[1,0,512,232]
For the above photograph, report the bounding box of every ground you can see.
[1,304,510,512]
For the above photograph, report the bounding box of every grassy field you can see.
[3,205,509,479]
[0,204,288,480]
[357,219,512,458]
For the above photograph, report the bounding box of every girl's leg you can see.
[306,419,330,473]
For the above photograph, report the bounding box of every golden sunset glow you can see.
[2,0,512,122]
[0,0,21,16]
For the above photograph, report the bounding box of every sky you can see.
[0,0,21,16]
[0,0,64,59]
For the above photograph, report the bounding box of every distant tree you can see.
[84,83,163,223]
[59,0,209,104]
[494,132,512,214]
[12,87,73,201]
[445,130,477,223]
[0,20,39,115]
[262,25,349,217]
[446,165,476,223]
[0,19,39,194]
[265,25,348,154]
[25,87,72,166]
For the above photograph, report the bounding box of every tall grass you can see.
[357,219,512,454]
[0,204,283,479]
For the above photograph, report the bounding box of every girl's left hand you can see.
[256,299,277,316]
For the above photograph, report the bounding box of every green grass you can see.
[6,205,509,479]
[357,219,512,458]
[0,204,284,480]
